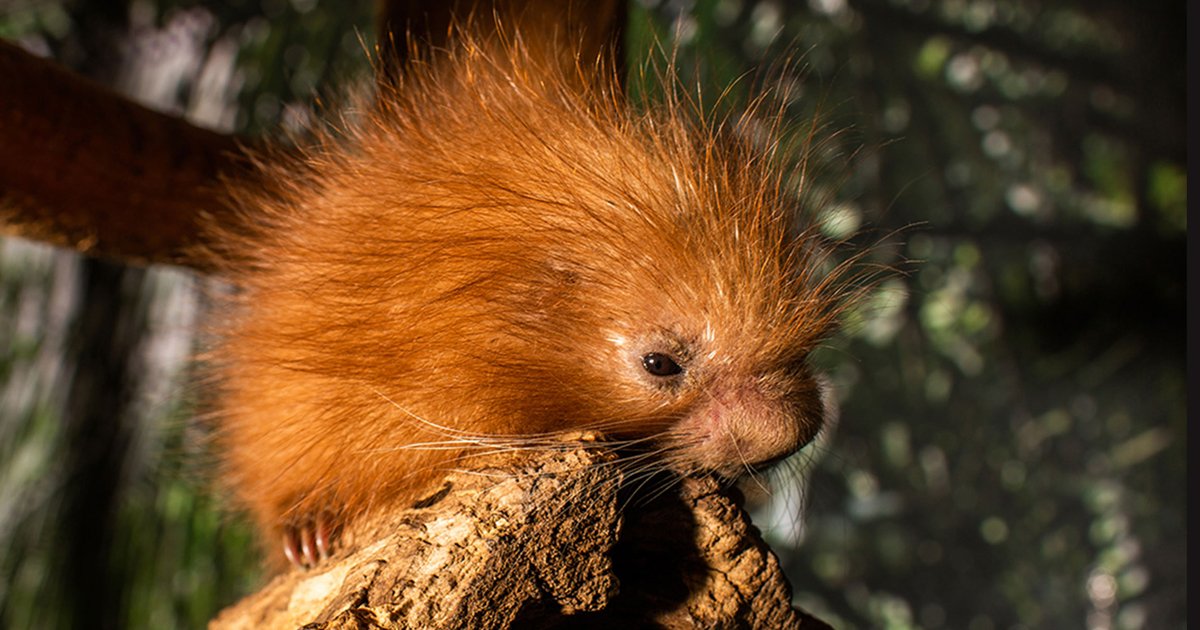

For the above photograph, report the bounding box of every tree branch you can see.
[1,2,627,271]
[0,40,255,271]
[210,440,829,629]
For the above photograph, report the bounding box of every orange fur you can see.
[207,29,861,566]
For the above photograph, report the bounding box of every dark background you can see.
[0,1,1186,628]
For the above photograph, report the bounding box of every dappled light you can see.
[0,1,1184,628]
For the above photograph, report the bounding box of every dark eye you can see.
[642,353,683,377]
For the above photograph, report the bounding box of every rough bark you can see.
[210,440,830,629]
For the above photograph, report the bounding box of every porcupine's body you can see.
[209,32,852,567]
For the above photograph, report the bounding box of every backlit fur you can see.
[208,31,860,560]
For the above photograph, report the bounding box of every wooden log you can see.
[209,438,830,629]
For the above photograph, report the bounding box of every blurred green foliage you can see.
[0,0,1185,628]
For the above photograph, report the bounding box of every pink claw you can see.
[300,523,318,567]
[315,513,332,561]
[282,527,305,569]
[281,513,341,569]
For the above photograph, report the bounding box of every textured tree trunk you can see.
[210,441,830,629]
[22,5,146,630]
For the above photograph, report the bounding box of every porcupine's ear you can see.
[494,257,588,334]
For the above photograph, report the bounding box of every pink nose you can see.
[687,384,819,475]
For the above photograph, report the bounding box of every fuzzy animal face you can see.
[212,34,858,553]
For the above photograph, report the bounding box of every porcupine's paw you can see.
[282,512,341,570]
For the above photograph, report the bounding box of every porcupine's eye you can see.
[641,353,683,377]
